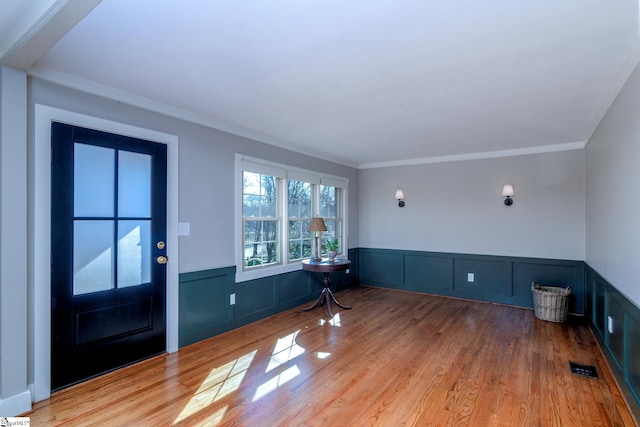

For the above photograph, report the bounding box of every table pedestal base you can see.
[303,272,351,316]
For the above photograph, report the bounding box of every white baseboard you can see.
[0,389,32,417]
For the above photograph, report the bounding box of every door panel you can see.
[51,122,167,391]
[75,297,153,346]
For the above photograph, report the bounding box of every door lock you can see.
[156,255,168,265]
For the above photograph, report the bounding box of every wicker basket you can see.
[531,282,571,323]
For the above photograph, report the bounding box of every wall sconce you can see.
[395,189,405,208]
[307,217,327,261]
[502,184,514,206]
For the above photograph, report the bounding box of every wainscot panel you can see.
[608,292,625,371]
[278,269,311,305]
[179,267,235,347]
[585,264,640,420]
[359,249,404,289]
[345,249,359,286]
[453,257,509,299]
[591,269,606,338]
[404,253,453,294]
[358,248,584,314]
[235,276,277,318]
[628,310,640,411]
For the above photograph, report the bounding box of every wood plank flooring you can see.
[25,286,635,426]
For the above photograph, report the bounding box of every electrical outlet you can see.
[230,293,236,305]
[346,269,350,274]
[467,273,475,283]
[608,316,614,334]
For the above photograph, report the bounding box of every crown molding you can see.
[358,141,587,169]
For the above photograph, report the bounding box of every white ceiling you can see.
[3,0,640,168]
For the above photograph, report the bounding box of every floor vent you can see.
[569,361,599,379]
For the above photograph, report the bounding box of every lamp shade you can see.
[502,185,514,197]
[395,189,405,200]
[308,217,327,232]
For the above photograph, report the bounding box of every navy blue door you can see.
[51,122,167,390]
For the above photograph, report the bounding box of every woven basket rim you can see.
[531,281,571,296]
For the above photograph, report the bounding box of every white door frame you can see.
[32,105,179,401]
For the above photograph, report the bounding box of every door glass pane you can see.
[118,151,151,217]
[74,143,114,217]
[74,220,114,295]
[118,220,151,288]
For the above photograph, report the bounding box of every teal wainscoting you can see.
[179,249,358,348]
[358,248,585,314]
[586,265,640,419]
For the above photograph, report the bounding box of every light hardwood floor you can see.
[26,286,635,426]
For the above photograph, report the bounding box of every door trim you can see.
[33,104,179,402]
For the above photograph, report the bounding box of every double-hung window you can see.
[236,155,348,282]
[242,170,281,268]
[287,179,313,262]
[319,184,343,255]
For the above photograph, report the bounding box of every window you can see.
[320,185,342,256]
[242,171,280,268]
[236,155,348,282]
[287,180,312,262]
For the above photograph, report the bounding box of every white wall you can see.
[359,149,585,260]
[586,64,640,306]
[0,67,31,416]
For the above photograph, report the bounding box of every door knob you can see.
[156,255,168,265]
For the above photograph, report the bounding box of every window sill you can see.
[235,261,303,283]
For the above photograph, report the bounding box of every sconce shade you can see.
[308,217,327,232]
[395,189,406,208]
[502,185,514,197]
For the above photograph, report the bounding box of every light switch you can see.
[467,273,475,283]
[178,222,190,236]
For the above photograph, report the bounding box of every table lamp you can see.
[308,217,327,261]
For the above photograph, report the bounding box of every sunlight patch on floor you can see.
[252,330,308,402]
[317,352,331,359]
[320,312,341,326]
[253,365,301,401]
[174,350,257,425]
[266,330,305,372]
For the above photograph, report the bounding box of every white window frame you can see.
[241,169,284,269]
[286,177,315,263]
[235,154,348,283]
[318,183,345,256]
